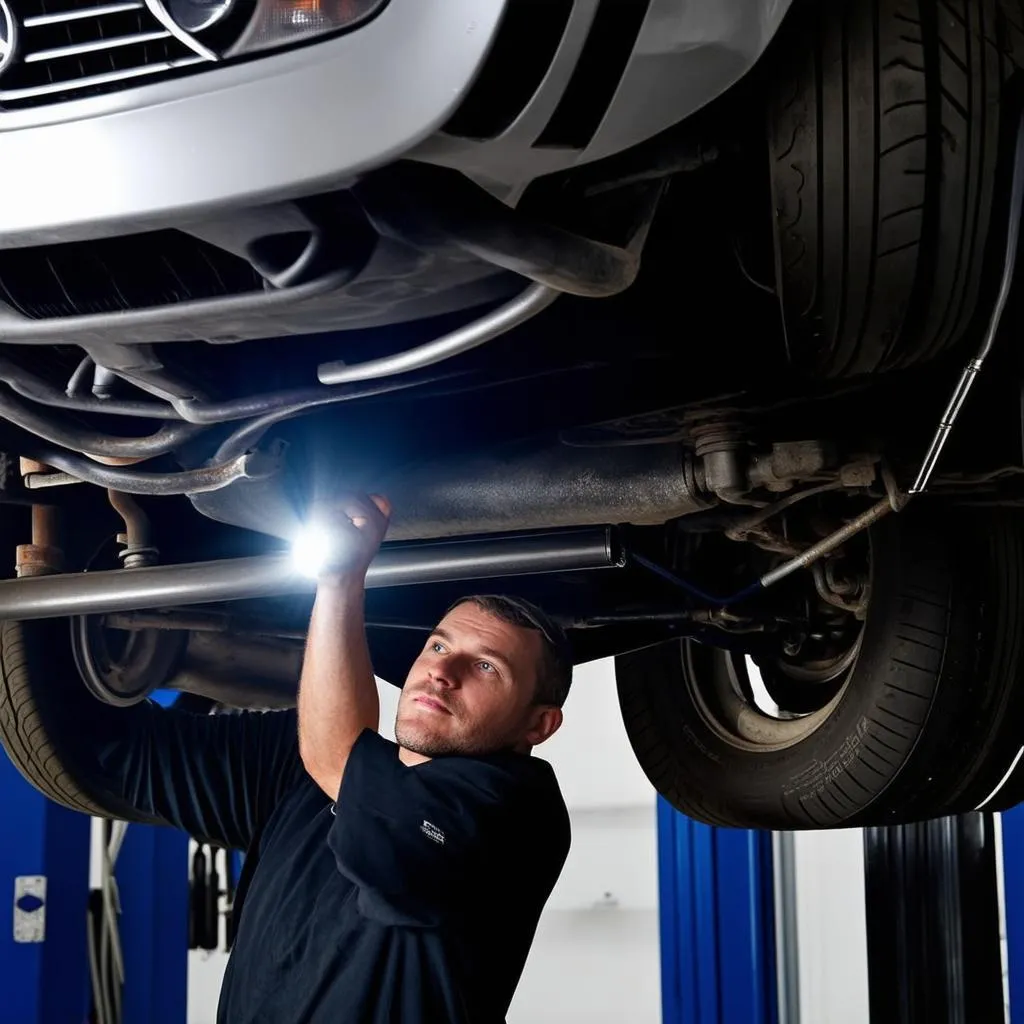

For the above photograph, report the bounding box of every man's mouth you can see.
[412,695,452,715]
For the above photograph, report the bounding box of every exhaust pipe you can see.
[168,631,304,710]
[0,527,620,622]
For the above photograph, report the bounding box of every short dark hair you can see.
[445,594,573,707]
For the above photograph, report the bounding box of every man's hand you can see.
[317,493,392,583]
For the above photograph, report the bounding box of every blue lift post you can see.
[0,751,91,1024]
[0,752,190,1024]
[111,688,191,1024]
[658,797,777,1024]
[115,823,190,1024]
[1002,805,1024,1022]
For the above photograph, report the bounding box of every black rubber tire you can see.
[0,618,156,822]
[768,0,1024,377]
[616,509,1024,829]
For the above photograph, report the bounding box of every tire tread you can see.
[617,510,1024,828]
[769,0,1024,376]
[0,620,113,816]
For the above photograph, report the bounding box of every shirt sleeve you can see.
[328,729,566,928]
[77,700,304,851]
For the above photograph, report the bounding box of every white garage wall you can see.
[790,828,870,1024]
[188,847,231,1024]
[507,659,660,1024]
[188,661,661,1023]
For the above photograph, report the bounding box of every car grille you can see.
[0,0,245,110]
[0,230,264,318]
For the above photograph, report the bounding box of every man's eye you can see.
[478,661,495,673]
[431,641,445,654]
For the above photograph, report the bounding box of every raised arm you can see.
[2,615,306,850]
[297,494,391,800]
[88,701,304,849]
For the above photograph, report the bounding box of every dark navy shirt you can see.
[73,703,570,1023]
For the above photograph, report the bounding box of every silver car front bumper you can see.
[0,0,508,246]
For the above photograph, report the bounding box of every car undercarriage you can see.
[5,0,1024,831]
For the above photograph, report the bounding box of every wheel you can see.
[768,0,1024,377]
[0,606,299,818]
[71,613,186,708]
[616,508,1024,829]
[0,617,162,821]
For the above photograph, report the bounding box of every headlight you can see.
[230,0,388,56]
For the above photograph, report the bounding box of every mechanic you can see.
[73,494,573,1022]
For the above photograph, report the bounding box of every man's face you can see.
[394,602,563,758]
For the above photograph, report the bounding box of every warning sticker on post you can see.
[13,875,46,943]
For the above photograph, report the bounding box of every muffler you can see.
[190,440,711,544]
[376,442,709,541]
[0,527,620,621]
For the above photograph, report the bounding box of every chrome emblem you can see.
[0,0,16,80]
[145,0,218,62]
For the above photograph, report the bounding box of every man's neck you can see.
[399,747,432,767]
[396,742,533,766]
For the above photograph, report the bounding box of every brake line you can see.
[635,110,1024,606]
[911,114,1024,494]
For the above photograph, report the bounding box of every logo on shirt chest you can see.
[420,820,446,845]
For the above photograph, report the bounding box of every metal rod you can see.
[0,356,183,419]
[633,497,893,606]
[24,470,83,489]
[104,609,308,640]
[0,386,206,459]
[318,283,558,385]
[29,446,275,496]
[911,111,1024,493]
[0,527,620,621]
[758,499,892,590]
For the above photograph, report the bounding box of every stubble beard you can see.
[395,718,474,757]
[394,714,515,758]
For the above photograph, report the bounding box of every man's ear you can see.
[524,706,563,748]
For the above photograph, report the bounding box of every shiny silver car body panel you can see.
[0,0,510,246]
[0,0,793,343]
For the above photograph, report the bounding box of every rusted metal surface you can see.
[107,490,158,568]
[31,447,274,496]
[16,503,63,577]
[759,499,892,589]
[23,471,82,489]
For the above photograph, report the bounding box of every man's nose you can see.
[430,657,464,688]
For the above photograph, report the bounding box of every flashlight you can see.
[290,522,335,579]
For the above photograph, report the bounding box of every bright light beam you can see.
[290,521,335,579]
